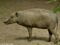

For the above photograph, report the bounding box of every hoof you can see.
[28,38,32,41]
[28,39,32,41]
[48,40,51,42]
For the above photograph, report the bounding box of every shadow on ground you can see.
[15,37,50,42]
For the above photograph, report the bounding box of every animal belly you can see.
[34,22,48,29]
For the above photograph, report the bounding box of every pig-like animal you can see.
[4,8,59,43]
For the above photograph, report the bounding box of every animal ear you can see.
[16,12,18,17]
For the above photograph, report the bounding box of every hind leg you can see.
[48,29,52,42]
[48,24,59,44]
[52,30,59,44]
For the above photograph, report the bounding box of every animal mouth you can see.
[3,21,11,25]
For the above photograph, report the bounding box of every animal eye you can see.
[11,16,13,18]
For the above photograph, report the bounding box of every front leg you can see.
[27,27,32,41]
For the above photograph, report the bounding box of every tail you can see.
[56,17,58,27]
[55,17,59,43]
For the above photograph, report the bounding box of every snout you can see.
[4,21,7,24]
[3,21,9,25]
[3,20,11,25]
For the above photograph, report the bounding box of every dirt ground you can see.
[0,0,60,45]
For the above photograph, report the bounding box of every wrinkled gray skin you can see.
[4,8,59,44]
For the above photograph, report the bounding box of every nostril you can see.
[4,21,7,24]
[4,21,6,23]
[3,21,9,24]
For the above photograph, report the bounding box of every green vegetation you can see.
[48,0,60,13]
[48,0,56,3]
[53,5,60,13]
